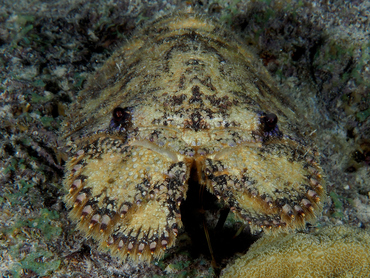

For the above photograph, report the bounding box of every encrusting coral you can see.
[221,225,370,278]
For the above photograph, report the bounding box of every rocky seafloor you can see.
[0,0,369,277]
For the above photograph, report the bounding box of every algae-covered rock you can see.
[222,225,370,278]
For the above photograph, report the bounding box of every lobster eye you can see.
[113,107,127,122]
[262,113,278,132]
[111,107,132,130]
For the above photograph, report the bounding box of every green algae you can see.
[3,157,19,175]
[224,209,239,225]
[28,208,62,240]
[2,207,62,277]
[9,14,36,48]
[329,192,345,219]
[153,250,214,278]
[40,115,57,128]
[32,79,46,88]
[20,251,61,277]
[216,0,242,26]
[30,91,53,103]
[73,72,87,89]
[1,208,62,240]
[3,180,33,205]
[9,244,61,278]
[356,108,370,122]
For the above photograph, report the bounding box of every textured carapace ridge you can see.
[62,12,325,262]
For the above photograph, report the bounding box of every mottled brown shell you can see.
[62,12,325,262]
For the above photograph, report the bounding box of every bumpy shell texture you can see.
[62,12,325,262]
[221,225,370,278]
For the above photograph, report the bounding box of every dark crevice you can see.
[180,168,259,273]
